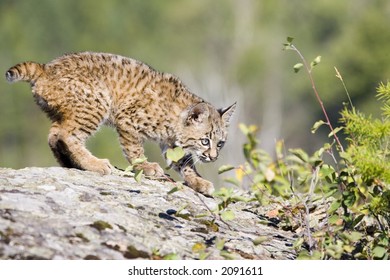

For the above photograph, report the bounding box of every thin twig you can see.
[334,67,354,109]
[290,44,345,154]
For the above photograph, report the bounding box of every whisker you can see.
[190,157,202,169]
[179,154,196,173]
[184,157,193,167]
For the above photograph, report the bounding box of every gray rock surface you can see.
[0,167,295,259]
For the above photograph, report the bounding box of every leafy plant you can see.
[123,156,147,183]
[219,38,390,260]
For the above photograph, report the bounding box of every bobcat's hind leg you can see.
[48,122,113,175]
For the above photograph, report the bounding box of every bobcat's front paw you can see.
[136,161,165,178]
[186,176,215,196]
[86,158,113,175]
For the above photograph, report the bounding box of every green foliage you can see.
[90,220,113,232]
[123,156,147,183]
[377,82,390,119]
[340,83,390,184]
[219,44,390,259]
[225,109,390,259]
[166,147,185,163]
[283,37,322,73]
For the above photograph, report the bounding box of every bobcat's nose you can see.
[202,153,217,162]
[209,149,218,162]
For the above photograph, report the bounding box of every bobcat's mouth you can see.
[199,154,217,163]
[199,155,210,162]
[187,150,217,163]
[192,151,209,163]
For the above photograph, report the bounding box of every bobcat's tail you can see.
[6,61,45,83]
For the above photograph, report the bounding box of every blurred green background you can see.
[1,0,390,184]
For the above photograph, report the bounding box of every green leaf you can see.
[339,152,352,163]
[293,63,303,73]
[343,190,356,207]
[134,169,143,183]
[215,238,225,250]
[310,56,321,67]
[253,236,270,245]
[239,123,249,135]
[328,127,343,137]
[219,250,236,260]
[329,214,342,225]
[372,246,387,259]
[352,214,365,227]
[297,250,322,260]
[344,231,363,242]
[220,210,235,221]
[166,147,185,162]
[283,37,294,50]
[124,165,134,173]
[198,251,211,260]
[167,186,179,194]
[131,156,147,165]
[218,165,235,174]
[289,148,309,163]
[311,120,326,134]
[293,237,304,249]
[378,236,389,247]
[239,123,258,136]
[320,164,335,178]
[317,142,332,156]
[163,253,179,260]
[328,200,341,214]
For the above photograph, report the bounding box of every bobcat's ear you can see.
[218,102,236,126]
[183,103,210,125]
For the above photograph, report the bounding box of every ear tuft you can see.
[218,102,237,125]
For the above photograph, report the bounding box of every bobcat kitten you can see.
[6,52,236,196]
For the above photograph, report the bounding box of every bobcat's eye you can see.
[201,138,210,146]
[217,141,225,148]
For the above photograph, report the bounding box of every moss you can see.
[99,191,112,196]
[90,220,113,232]
[196,219,219,232]
[124,245,150,259]
[75,233,89,242]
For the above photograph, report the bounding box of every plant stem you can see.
[290,44,345,153]
[334,66,354,109]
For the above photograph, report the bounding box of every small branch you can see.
[290,44,345,154]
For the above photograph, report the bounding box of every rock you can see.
[0,167,296,260]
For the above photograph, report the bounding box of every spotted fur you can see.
[6,52,236,195]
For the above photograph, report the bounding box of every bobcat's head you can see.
[176,102,236,163]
